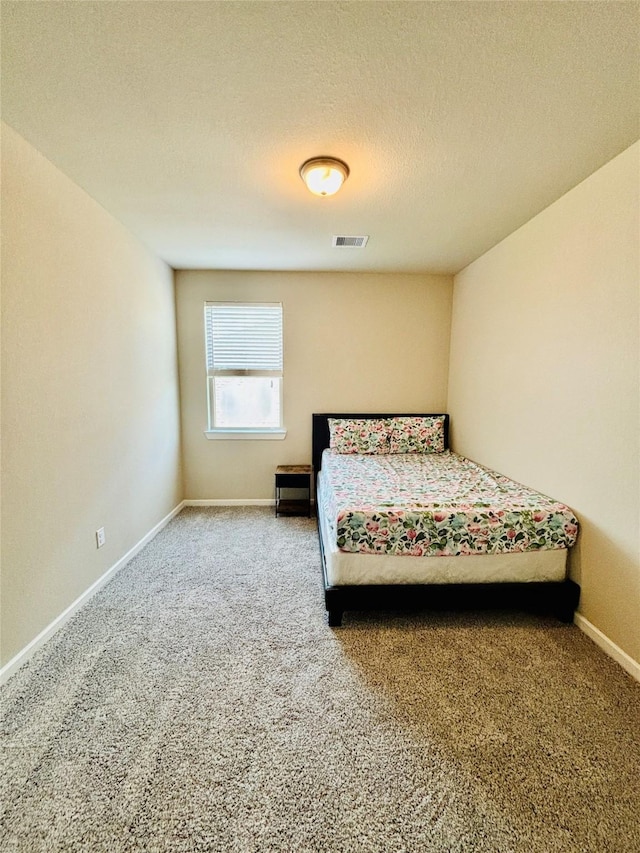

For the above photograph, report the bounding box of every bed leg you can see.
[327,609,343,628]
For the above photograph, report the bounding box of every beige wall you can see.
[176,270,453,499]
[447,142,640,666]
[1,124,183,666]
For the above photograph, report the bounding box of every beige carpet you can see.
[1,507,639,852]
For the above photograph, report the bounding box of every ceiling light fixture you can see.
[299,157,349,197]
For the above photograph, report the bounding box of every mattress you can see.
[317,479,568,586]
[318,449,578,588]
[320,449,578,557]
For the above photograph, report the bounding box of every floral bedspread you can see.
[320,450,579,557]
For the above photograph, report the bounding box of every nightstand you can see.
[275,465,313,517]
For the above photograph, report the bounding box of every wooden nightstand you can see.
[275,465,313,517]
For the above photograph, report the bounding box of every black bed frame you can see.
[312,413,580,627]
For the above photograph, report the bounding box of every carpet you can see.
[1,507,639,852]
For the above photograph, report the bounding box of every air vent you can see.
[332,235,369,248]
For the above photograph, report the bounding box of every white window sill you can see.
[204,428,287,441]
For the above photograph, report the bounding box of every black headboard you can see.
[312,413,450,475]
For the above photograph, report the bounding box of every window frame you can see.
[203,301,286,440]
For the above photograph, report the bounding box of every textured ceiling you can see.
[2,1,639,273]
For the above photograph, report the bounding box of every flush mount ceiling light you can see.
[299,157,349,197]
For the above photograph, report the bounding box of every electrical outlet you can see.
[96,527,106,549]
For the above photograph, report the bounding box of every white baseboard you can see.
[574,613,640,683]
[0,501,186,686]
[184,499,316,507]
[184,499,275,506]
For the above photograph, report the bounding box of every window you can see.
[204,302,285,438]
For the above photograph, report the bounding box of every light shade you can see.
[299,157,349,197]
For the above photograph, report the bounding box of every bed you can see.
[312,413,580,627]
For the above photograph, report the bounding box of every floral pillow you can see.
[388,416,446,454]
[328,418,391,454]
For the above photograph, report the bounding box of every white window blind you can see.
[204,302,284,433]
[205,303,282,374]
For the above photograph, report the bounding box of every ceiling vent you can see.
[332,235,369,248]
